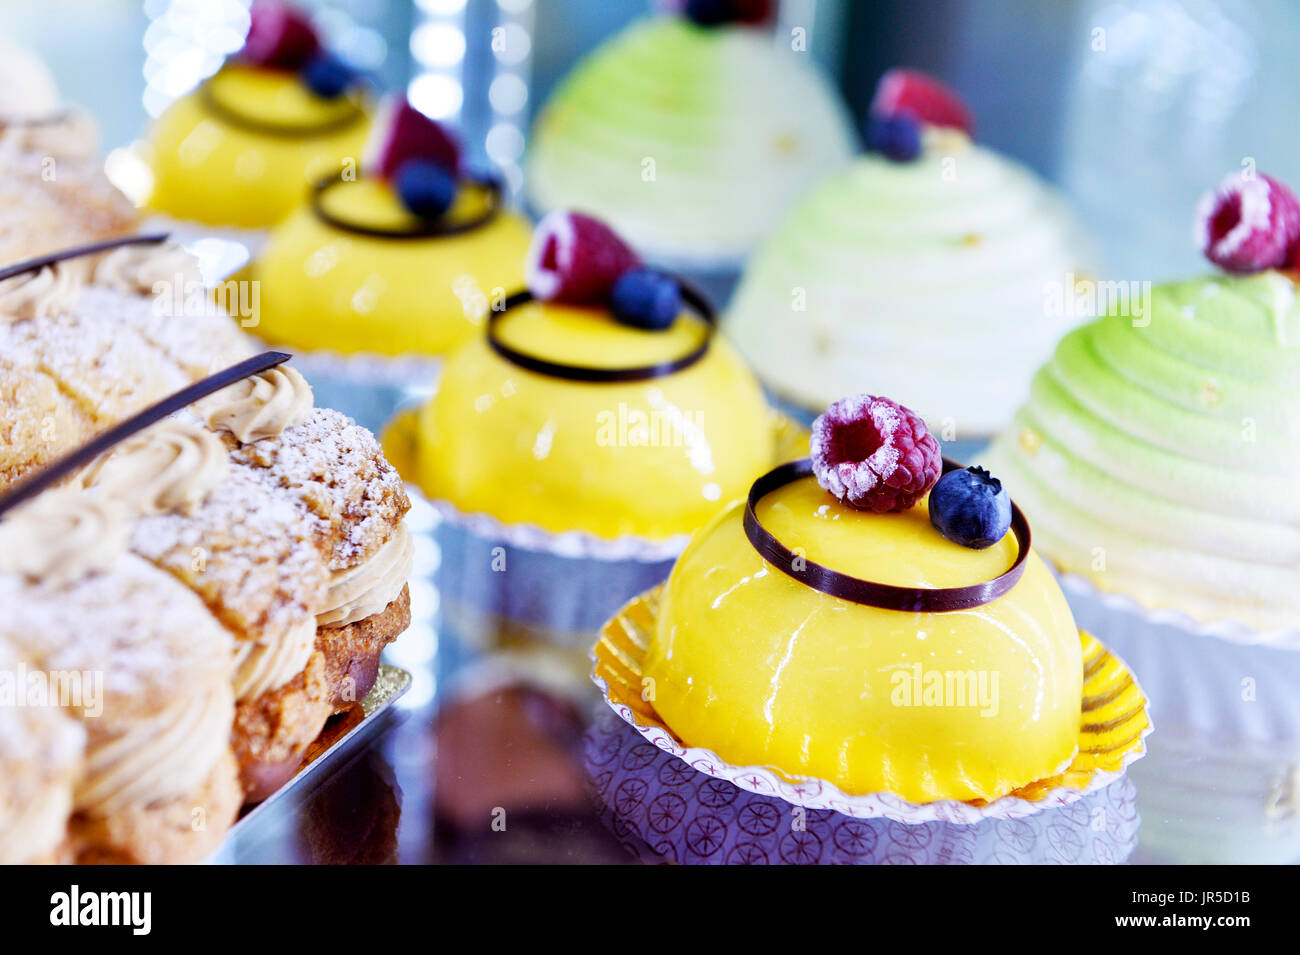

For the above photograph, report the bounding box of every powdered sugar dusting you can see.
[129,458,328,641]
[230,407,410,570]
[0,554,233,719]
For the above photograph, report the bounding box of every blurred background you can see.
[6,0,1300,281]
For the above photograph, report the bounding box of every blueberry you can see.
[864,114,922,162]
[394,159,457,220]
[302,51,354,99]
[610,268,681,331]
[928,466,1012,549]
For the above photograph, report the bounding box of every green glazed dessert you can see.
[983,172,1300,632]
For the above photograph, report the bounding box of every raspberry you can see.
[241,1,320,71]
[870,68,973,137]
[811,395,941,513]
[526,210,641,304]
[365,96,461,181]
[1196,172,1300,273]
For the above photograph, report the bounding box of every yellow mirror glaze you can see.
[644,476,1083,803]
[143,65,372,227]
[249,177,531,356]
[412,300,776,539]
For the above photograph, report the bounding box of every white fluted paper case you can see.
[431,496,684,651]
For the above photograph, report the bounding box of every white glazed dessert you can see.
[525,15,854,268]
[724,72,1091,437]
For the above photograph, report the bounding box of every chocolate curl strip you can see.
[0,351,292,518]
[0,232,169,284]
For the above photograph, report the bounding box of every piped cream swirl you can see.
[76,682,234,815]
[317,523,413,628]
[0,258,90,321]
[232,618,318,700]
[79,418,229,516]
[0,490,130,585]
[93,241,202,296]
[202,366,313,444]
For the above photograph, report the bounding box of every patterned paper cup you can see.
[585,707,1141,865]
[586,586,1152,864]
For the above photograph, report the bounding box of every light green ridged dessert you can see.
[982,270,1300,631]
[724,131,1091,437]
[525,17,854,268]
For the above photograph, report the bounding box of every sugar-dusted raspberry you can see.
[811,395,941,513]
[870,68,974,137]
[526,210,641,304]
[1196,172,1300,273]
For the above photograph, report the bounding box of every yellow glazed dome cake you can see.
[140,2,371,229]
[644,464,1081,803]
[250,98,531,359]
[385,212,798,646]
[398,213,778,540]
[589,393,1150,864]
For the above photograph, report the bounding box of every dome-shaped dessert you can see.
[0,39,138,259]
[413,294,773,539]
[403,211,782,540]
[643,465,1083,803]
[981,268,1300,631]
[525,15,855,267]
[142,4,372,228]
[250,101,532,357]
[0,35,61,121]
[724,70,1091,436]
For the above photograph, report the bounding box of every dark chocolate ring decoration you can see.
[743,457,1032,612]
[198,73,366,138]
[0,233,169,284]
[311,170,503,239]
[0,351,292,519]
[486,283,715,383]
